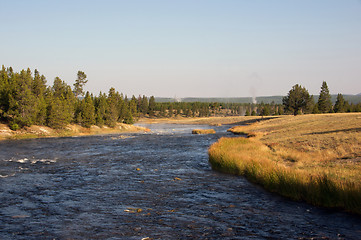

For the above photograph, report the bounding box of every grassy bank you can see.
[0,123,150,141]
[208,113,361,214]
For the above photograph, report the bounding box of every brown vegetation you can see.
[209,113,361,214]
[192,129,216,134]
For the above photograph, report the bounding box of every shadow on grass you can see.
[305,128,361,135]
[230,116,279,126]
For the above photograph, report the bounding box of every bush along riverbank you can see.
[208,113,361,215]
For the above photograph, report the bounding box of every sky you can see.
[1,0,361,98]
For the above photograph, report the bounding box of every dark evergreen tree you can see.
[283,84,312,116]
[105,87,119,127]
[73,71,88,98]
[8,69,37,127]
[94,92,108,127]
[261,104,271,116]
[129,96,139,121]
[159,104,166,117]
[115,92,125,122]
[245,108,250,116]
[79,92,96,128]
[168,104,174,117]
[148,96,156,117]
[305,95,315,114]
[140,95,149,115]
[47,77,75,128]
[0,66,10,120]
[317,81,332,113]
[122,105,134,124]
[334,93,346,113]
[32,69,48,125]
[47,93,73,129]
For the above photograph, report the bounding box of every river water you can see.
[0,124,360,240]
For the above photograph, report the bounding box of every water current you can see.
[0,124,360,239]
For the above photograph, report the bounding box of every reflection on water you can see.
[0,124,360,239]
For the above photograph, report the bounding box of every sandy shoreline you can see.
[0,123,150,141]
[0,116,271,141]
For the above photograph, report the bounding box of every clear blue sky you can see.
[1,0,361,98]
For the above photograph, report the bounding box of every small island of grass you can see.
[192,129,216,134]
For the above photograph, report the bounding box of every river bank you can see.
[208,113,361,214]
[0,123,150,140]
[137,115,273,125]
[0,116,271,141]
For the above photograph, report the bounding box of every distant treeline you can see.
[151,102,284,118]
[153,82,361,117]
[156,95,361,105]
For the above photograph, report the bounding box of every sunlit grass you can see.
[192,129,216,134]
[209,113,361,214]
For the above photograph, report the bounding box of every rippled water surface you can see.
[1,124,360,239]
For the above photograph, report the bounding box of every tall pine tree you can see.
[79,92,96,128]
[317,81,332,113]
[283,84,312,116]
[334,93,346,113]
[73,71,88,98]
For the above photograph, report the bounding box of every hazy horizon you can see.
[2,0,361,98]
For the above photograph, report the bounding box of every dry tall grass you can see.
[209,113,361,214]
[192,129,216,134]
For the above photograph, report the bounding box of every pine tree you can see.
[317,81,332,113]
[105,87,119,127]
[261,104,271,116]
[73,71,88,98]
[0,66,10,119]
[35,95,48,125]
[148,96,156,117]
[79,92,96,128]
[32,69,47,97]
[122,104,134,124]
[8,69,37,127]
[47,93,73,129]
[47,77,75,128]
[129,96,139,121]
[32,69,48,125]
[283,84,312,116]
[140,95,149,115]
[334,93,346,113]
[305,95,315,114]
[94,92,107,127]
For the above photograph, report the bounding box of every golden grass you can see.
[0,123,150,140]
[192,129,216,134]
[209,113,361,214]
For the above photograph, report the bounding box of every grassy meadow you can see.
[208,113,361,214]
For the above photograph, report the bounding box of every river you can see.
[0,123,360,239]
